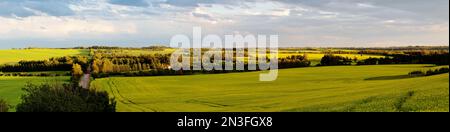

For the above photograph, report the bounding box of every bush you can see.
[425,67,449,76]
[278,55,311,68]
[16,83,116,112]
[409,67,449,77]
[0,98,10,112]
[319,54,352,66]
[438,67,449,73]
[409,71,425,76]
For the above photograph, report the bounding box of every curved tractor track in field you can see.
[106,79,158,112]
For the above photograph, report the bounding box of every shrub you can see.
[16,83,116,112]
[278,55,311,68]
[319,54,352,66]
[409,71,425,76]
[409,67,449,77]
[0,98,10,112]
[425,67,449,76]
[438,67,449,73]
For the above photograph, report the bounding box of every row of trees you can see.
[91,53,171,75]
[0,56,89,72]
[320,51,449,66]
[357,49,449,56]
[409,67,449,76]
[92,54,311,78]
[357,53,449,65]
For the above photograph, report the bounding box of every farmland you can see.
[0,46,448,112]
[0,49,88,65]
[91,64,449,112]
[0,76,70,110]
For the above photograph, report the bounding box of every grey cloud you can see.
[160,0,256,7]
[0,0,75,17]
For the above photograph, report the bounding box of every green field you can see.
[0,49,88,65]
[91,64,449,112]
[0,76,71,110]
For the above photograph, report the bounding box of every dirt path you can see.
[79,63,92,89]
[79,74,90,89]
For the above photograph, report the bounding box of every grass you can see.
[0,76,70,111]
[0,49,88,65]
[91,64,449,112]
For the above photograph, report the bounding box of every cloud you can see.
[162,0,239,7]
[108,0,150,7]
[0,16,137,39]
[0,0,448,47]
[0,0,75,18]
[0,2,34,17]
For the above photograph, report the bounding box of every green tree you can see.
[101,59,114,73]
[92,60,100,74]
[65,56,74,64]
[72,63,84,77]
[76,56,88,66]
[16,83,116,112]
[137,62,142,71]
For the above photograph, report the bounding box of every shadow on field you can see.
[365,75,414,81]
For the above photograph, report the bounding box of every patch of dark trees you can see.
[343,46,449,51]
[318,54,355,66]
[357,53,449,65]
[317,52,449,66]
[409,67,449,77]
[15,83,116,112]
[278,55,311,68]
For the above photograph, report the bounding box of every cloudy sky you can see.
[0,0,448,48]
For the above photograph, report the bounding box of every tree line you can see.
[319,51,448,66]
[357,53,449,65]
[92,53,311,78]
[90,53,171,78]
[409,67,449,77]
[0,56,89,72]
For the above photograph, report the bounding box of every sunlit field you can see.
[0,49,88,65]
[92,64,449,112]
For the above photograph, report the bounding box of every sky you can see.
[0,0,448,48]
